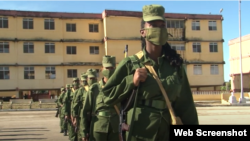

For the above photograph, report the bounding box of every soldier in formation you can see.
[56,4,198,141]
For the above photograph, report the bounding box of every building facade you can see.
[0,9,224,99]
[229,34,250,92]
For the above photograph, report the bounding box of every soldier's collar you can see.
[141,47,165,65]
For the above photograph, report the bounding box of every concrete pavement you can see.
[0,107,250,140]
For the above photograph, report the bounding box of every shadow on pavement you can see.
[0,134,43,136]
[0,130,50,132]
[0,138,47,140]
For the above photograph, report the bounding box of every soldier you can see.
[58,87,66,133]
[64,84,74,140]
[70,78,81,141]
[101,4,199,141]
[80,69,99,141]
[61,84,72,136]
[72,75,87,141]
[80,73,88,89]
[90,56,119,141]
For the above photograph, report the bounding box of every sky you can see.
[0,0,250,82]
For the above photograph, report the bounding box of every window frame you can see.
[23,18,33,29]
[66,46,76,54]
[193,65,202,75]
[192,21,200,30]
[66,23,76,32]
[210,64,219,75]
[67,69,77,78]
[45,43,55,53]
[89,24,99,32]
[0,42,9,53]
[89,46,99,54]
[23,42,34,53]
[24,66,35,79]
[44,19,55,30]
[208,21,217,31]
[0,17,8,28]
[209,42,218,52]
[0,67,10,79]
[192,42,201,53]
[45,66,56,79]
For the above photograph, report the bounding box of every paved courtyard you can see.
[0,106,250,140]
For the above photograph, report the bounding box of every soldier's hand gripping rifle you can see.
[119,87,138,141]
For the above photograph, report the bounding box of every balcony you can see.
[167,28,185,41]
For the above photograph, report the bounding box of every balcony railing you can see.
[167,28,185,41]
[192,91,230,95]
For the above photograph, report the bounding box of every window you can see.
[209,21,217,31]
[170,44,185,50]
[67,69,77,78]
[210,65,219,75]
[23,42,34,53]
[193,65,202,75]
[192,21,200,30]
[66,46,76,54]
[44,19,55,30]
[66,23,76,32]
[45,66,56,79]
[193,42,201,52]
[0,67,9,79]
[209,42,218,52]
[45,43,55,53]
[0,17,8,28]
[24,66,35,79]
[0,42,9,53]
[90,46,99,54]
[23,18,33,29]
[166,20,184,28]
[89,24,99,32]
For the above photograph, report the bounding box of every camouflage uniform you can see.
[58,88,66,133]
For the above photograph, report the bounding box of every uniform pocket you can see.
[93,115,109,133]
[126,107,159,140]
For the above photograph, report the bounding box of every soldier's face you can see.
[140,20,166,37]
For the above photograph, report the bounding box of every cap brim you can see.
[103,63,113,67]
[88,75,95,78]
[143,16,166,22]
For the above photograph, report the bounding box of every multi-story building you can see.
[229,34,250,92]
[0,9,224,100]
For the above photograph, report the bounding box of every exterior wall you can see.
[184,42,223,62]
[0,66,103,90]
[0,9,225,97]
[229,34,250,92]
[185,19,223,41]
[186,64,224,86]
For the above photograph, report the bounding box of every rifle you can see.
[55,107,59,117]
[119,88,138,141]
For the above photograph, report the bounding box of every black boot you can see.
[64,130,67,136]
[60,129,64,133]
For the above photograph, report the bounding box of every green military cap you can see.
[66,84,70,88]
[70,84,73,88]
[86,69,97,78]
[81,74,87,80]
[142,4,165,22]
[72,77,79,82]
[102,55,116,67]
[60,87,65,91]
